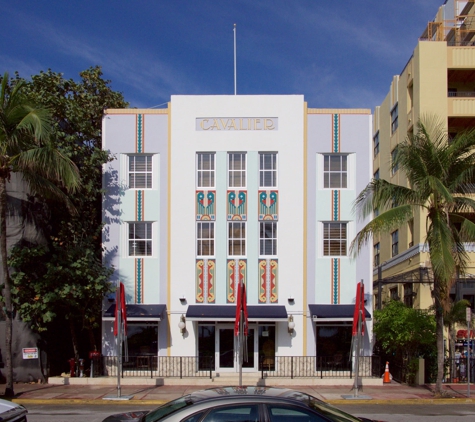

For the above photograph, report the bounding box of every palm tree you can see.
[351,117,475,396]
[0,72,80,396]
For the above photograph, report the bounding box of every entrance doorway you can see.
[217,326,256,372]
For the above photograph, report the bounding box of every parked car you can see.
[102,386,384,422]
[0,398,28,422]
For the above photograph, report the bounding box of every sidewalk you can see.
[2,381,475,405]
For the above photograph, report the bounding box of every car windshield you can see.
[144,395,194,422]
[308,397,362,422]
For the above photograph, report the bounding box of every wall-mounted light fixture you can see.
[288,315,295,335]
[179,296,187,304]
[178,314,186,335]
[288,296,294,305]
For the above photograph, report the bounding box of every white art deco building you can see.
[101,95,373,374]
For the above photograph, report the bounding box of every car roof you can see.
[186,386,315,405]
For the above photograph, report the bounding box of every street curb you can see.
[12,398,475,406]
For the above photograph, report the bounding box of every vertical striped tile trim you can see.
[136,190,144,221]
[331,258,340,304]
[135,258,144,303]
[136,114,144,153]
[332,190,340,221]
[332,114,340,153]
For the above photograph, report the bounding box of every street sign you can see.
[22,347,38,359]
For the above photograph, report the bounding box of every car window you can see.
[267,405,327,422]
[144,395,194,422]
[181,411,206,422]
[201,404,259,422]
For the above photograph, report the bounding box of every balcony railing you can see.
[448,91,475,97]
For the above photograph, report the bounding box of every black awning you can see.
[308,304,371,321]
[103,304,166,321]
[186,305,288,321]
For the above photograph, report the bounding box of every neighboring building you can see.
[373,0,475,313]
[101,95,373,373]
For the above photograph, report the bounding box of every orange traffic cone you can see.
[383,361,391,384]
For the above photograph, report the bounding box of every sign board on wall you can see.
[22,347,38,359]
[196,117,278,131]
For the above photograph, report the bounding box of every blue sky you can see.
[2,0,443,110]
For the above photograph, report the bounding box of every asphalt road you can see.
[23,403,475,422]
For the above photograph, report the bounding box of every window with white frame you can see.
[197,222,215,257]
[129,155,152,189]
[391,103,399,134]
[129,222,152,256]
[197,153,215,188]
[323,155,347,189]
[228,221,246,256]
[260,221,277,256]
[259,153,277,188]
[323,222,347,256]
[228,153,246,188]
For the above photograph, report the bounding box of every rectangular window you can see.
[129,155,152,189]
[228,221,246,256]
[373,131,380,157]
[374,169,380,180]
[391,230,399,257]
[259,153,277,188]
[129,222,152,256]
[390,287,399,301]
[404,283,414,307]
[228,153,246,188]
[260,221,277,256]
[391,103,399,134]
[323,155,347,189]
[197,153,215,188]
[391,147,399,175]
[374,242,380,267]
[323,222,347,256]
[197,222,214,256]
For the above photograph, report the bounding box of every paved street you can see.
[20,402,475,422]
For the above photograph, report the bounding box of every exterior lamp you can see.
[288,315,295,335]
[178,314,186,335]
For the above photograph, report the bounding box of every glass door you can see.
[216,325,257,372]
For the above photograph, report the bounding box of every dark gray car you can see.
[102,386,384,422]
[0,398,28,422]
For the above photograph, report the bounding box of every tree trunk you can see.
[0,176,14,397]
[69,318,79,360]
[434,278,445,396]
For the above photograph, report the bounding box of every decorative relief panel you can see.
[331,258,340,304]
[135,258,144,304]
[227,259,247,303]
[196,259,216,303]
[258,190,278,221]
[196,190,216,221]
[258,259,278,303]
[227,190,247,220]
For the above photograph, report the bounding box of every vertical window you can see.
[228,153,246,188]
[404,283,414,307]
[228,222,246,256]
[323,155,347,188]
[197,153,215,188]
[259,153,277,188]
[323,223,347,256]
[391,147,399,175]
[408,219,414,247]
[260,221,277,256]
[129,222,152,256]
[197,222,214,256]
[391,230,399,257]
[374,242,380,267]
[374,169,380,180]
[391,103,399,134]
[373,131,380,157]
[129,155,152,188]
[390,287,399,301]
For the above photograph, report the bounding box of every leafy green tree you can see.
[352,118,475,395]
[8,67,128,361]
[373,300,436,383]
[0,72,80,396]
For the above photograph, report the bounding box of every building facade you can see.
[373,0,475,313]
[101,95,372,373]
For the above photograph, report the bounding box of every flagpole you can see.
[233,24,237,95]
